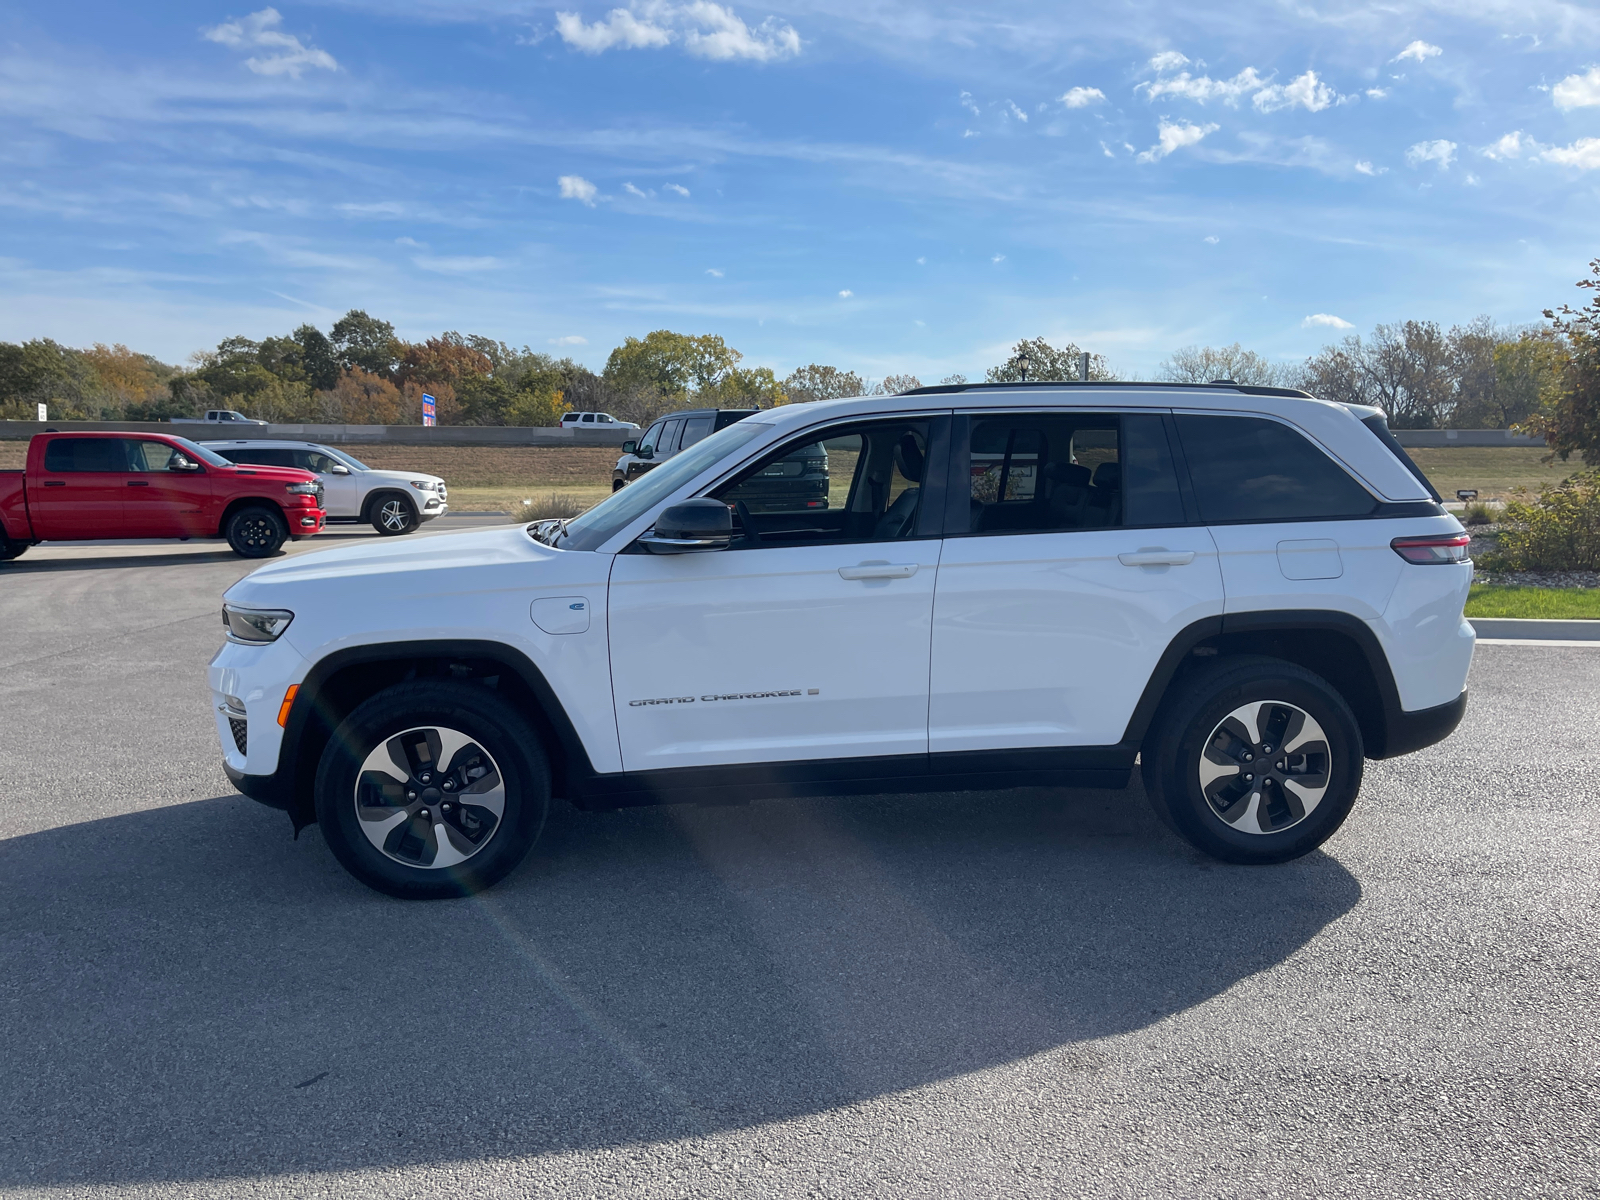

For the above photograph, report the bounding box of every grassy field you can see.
[1465,586,1600,619]
[0,439,1585,512]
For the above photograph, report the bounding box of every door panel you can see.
[123,440,213,537]
[32,438,130,539]
[930,528,1223,750]
[608,541,942,771]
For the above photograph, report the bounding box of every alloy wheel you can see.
[379,500,411,531]
[355,726,506,868]
[237,517,275,549]
[1197,700,1331,836]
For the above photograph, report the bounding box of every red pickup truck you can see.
[0,432,327,561]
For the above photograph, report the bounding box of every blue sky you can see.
[1,1,1597,381]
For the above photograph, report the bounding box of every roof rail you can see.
[900,380,1314,400]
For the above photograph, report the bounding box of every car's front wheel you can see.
[371,495,419,535]
[1142,657,1363,864]
[611,477,626,492]
[314,682,551,898]
[225,505,288,558]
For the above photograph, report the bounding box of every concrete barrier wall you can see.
[0,420,634,447]
[0,419,1543,449]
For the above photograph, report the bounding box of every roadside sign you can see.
[1456,489,1478,501]
[36,403,47,422]
[422,393,437,427]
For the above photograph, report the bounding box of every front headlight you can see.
[286,481,323,501]
[409,480,438,491]
[223,604,295,644]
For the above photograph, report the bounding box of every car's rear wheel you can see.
[225,505,288,558]
[314,681,550,898]
[1142,658,1363,864]
[0,536,28,562]
[371,495,419,535]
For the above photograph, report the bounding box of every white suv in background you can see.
[202,440,448,535]
[211,383,1473,898]
[559,411,639,430]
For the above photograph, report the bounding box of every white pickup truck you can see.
[211,382,1473,899]
[171,410,269,428]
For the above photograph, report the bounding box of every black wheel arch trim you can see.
[262,639,597,832]
[1120,608,1463,760]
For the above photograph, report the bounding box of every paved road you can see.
[1,529,1596,1199]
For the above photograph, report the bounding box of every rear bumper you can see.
[1380,689,1468,759]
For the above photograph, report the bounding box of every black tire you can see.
[314,681,551,899]
[1141,657,1364,865]
[0,537,28,562]
[225,505,288,558]
[611,478,626,492]
[370,494,419,535]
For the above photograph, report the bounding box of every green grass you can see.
[1466,585,1600,619]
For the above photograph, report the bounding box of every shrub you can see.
[510,493,591,523]
[1461,501,1496,526]
[1482,471,1600,571]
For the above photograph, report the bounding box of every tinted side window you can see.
[1122,414,1186,527]
[42,438,129,473]
[679,415,714,449]
[222,448,296,468]
[658,419,684,455]
[1175,415,1376,523]
[958,414,1121,534]
[640,423,666,454]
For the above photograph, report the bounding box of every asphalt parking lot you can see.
[1,525,1597,1199]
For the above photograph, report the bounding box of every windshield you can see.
[319,446,370,470]
[557,421,770,552]
[167,436,234,468]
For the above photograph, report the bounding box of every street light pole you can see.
[1018,349,1031,382]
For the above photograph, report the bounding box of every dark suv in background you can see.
[612,407,830,512]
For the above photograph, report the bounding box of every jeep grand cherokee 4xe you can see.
[211,383,1473,898]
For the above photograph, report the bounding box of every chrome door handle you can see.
[1118,550,1195,567]
[838,563,919,580]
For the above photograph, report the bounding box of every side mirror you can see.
[621,440,637,455]
[171,455,201,472]
[328,464,351,475]
[639,498,733,554]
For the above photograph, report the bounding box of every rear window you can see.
[218,447,297,468]
[42,438,128,473]
[1175,415,1377,523]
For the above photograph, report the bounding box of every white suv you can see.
[202,440,448,534]
[211,384,1473,898]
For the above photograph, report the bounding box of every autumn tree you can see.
[783,364,865,403]
[1528,257,1600,465]
[1159,343,1285,387]
[323,368,406,425]
[871,374,923,395]
[986,337,1113,383]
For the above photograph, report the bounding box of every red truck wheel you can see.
[226,506,288,558]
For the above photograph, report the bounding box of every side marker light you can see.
[278,685,299,727]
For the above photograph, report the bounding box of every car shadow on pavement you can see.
[0,550,244,573]
[0,783,1360,1189]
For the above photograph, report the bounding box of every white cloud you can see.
[1541,137,1600,170]
[554,3,799,61]
[1366,87,1389,99]
[1100,140,1115,157]
[705,267,724,277]
[394,236,423,247]
[1204,235,1220,244]
[1481,131,1528,160]
[1354,159,1388,175]
[202,8,337,78]
[1148,51,1190,73]
[554,8,672,52]
[411,255,502,274]
[915,256,926,264]
[663,182,691,196]
[550,335,588,345]
[959,90,980,116]
[1553,66,1600,111]
[1393,41,1443,63]
[1061,86,1105,109]
[991,253,1005,263]
[623,181,649,197]
[1005,100,1028,122]
[1137,119,1219,163]
[558,174,598,204]
[1406,139,1456,168]
[962,129,978,138]
[1144,66,1267,106]
[1303,313,1354,329]
[1254,71,1336,113]
[838,289,853,298]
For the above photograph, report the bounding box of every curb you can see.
[1469,617,1600,642]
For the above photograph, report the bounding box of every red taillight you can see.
[1391,532,1471,565]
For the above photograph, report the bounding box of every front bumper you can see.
[224,760,292,810]
[288,506,327,539]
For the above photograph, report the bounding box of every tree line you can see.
[1,266,1594,458]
